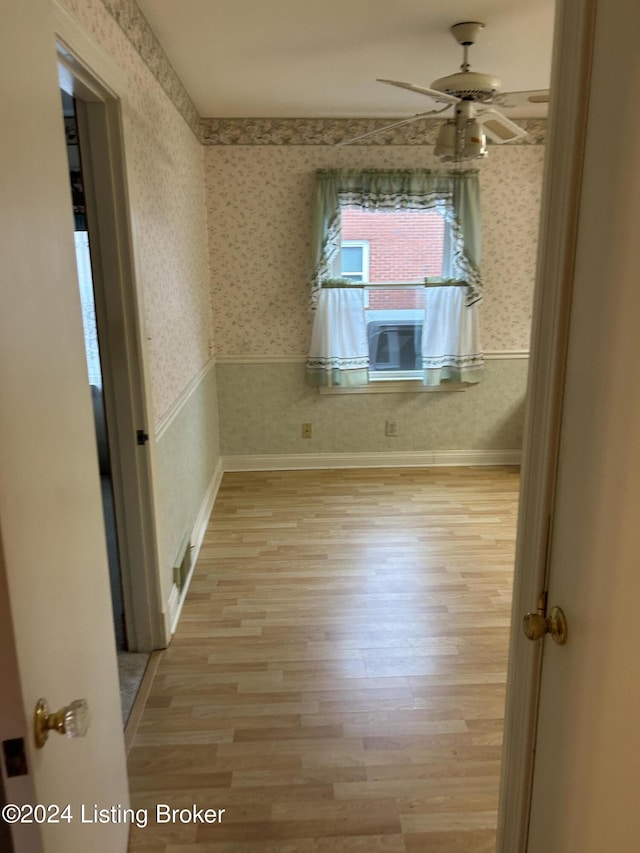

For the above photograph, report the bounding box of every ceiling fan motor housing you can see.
[431,71,502,103]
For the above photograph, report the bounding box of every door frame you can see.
[55,2,166,651]
[496,0,596,848]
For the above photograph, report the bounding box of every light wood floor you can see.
[128,466,520,852]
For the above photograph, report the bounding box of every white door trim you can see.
[55,3,167,650]
[496,0,597,848]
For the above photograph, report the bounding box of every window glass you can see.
[341,246,363,274]
[339,207,451,376]
[340,240,369,283]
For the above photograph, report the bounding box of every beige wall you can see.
[206,141,544,457]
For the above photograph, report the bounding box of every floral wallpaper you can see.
[205,142,544,355]
[201,116,546,147]
[60,0,213,424]
[481,146,545,349]
[99,0,200,136]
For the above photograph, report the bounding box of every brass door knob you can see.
[523,605,568,645]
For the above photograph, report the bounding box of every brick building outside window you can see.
[340,207,451,375]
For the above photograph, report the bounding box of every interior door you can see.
[525,0,640,849]
[0,2,129,851]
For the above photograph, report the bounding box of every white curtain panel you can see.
[305,287,369,387]
[422,286,484,385]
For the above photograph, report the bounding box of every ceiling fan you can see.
[344,21,549,160]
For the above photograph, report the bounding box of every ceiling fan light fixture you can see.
[462,119,488,159]
[434,120,458,160]
[478,108,528,143]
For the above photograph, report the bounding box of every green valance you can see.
[310,168,482,308]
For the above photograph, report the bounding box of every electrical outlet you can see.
[301,423,312,439]
[385,419,398,437]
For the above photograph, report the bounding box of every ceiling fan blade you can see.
[475,107,528,143]
[338,110,449,146]
[377,78,460,106]
[494,89,550,108]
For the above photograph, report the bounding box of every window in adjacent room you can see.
[340,240,370,284]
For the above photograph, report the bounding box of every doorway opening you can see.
[57,49,165,726]
[61,90,127,651]
[60,87,148,724]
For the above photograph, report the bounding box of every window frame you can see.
[338,204,455,381]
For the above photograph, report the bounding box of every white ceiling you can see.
[137,0,555,119]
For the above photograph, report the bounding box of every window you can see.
[340,240,369,283]
[307,169,484,390]
[338,207,452,379]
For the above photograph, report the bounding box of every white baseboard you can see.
[190,457,224,565]
[165,583,180,638]
[168,457,224,634]
[223,449,521,471]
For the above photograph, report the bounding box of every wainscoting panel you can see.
[154,360,221,618]
[216,358,528,459]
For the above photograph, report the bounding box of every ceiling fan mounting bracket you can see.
[450,22,485,47]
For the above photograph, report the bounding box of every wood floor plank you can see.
[161,834,408,852]
[127,466,519,851]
